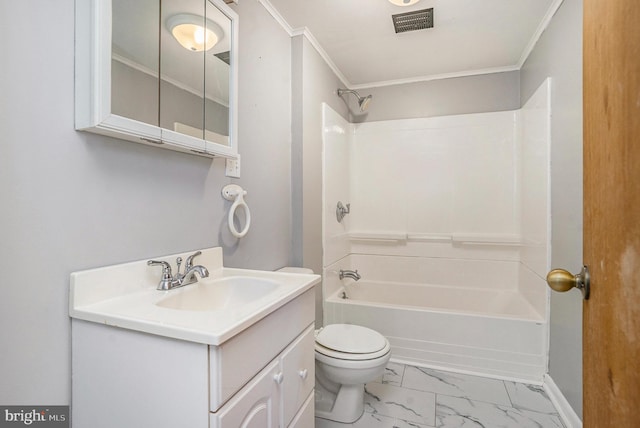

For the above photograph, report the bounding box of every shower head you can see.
[359,94,373,111]
[337,88,373,112]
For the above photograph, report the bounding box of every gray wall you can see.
[521,0,584,418]
[354,71,521,122]
[292,35,350,275]
[292,36,350,323]
[0,0,291,404]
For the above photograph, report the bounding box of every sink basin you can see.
[156,276,281,311]
[69,247,321,344]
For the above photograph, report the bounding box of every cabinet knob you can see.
[273,372,284,384]
[298,369,308,380]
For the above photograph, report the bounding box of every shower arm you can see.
[337,88,358,98]
[337,88,372,112]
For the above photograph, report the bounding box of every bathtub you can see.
[323,255,549,382]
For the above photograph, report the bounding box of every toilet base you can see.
[315,382,365,423]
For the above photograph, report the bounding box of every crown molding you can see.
[258,0,350,87]
[257,0,564,90]
[349,65,521,90]
[291,27,350,88]
[517,0,565,68]
[257,0,294,35]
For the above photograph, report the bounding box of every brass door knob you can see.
[546,266,590,300]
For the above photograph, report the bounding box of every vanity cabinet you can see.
[75,0,238,159]
[210,326,315,428]
[71,289,315,428]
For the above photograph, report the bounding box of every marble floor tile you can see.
[381,361,406,386]
[402,366,512,407]
[504,381,557,414]
[436,395,565,428]
[364,381,436,427]
[313,363,566,428]
[315,412,433,428]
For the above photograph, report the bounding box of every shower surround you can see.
[322,80,551,382]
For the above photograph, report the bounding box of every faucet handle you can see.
[147,260,173,280]
[175,257,183,276]
[185,251,202,270]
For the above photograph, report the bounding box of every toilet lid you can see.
[315,341,390,361]
[315,324,387,354]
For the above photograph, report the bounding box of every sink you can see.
[156,276,281,311]
[69,247,321,345]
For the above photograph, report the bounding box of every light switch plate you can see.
[225,156,241,178]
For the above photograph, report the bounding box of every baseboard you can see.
[543,374,582,428]
[386,337,547,383]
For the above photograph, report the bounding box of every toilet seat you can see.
[315,324,390,361]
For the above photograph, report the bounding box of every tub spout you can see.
[339,269,361,281]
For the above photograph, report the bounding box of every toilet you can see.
[277,267,391,423]
[314,324,391,423]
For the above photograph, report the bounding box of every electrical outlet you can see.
[225,156,241,178]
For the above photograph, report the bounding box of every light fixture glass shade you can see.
[167,14,223,52]
[388,0,421,6]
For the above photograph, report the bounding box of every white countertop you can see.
[69,248,320,345]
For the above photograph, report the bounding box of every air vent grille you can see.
[392,8,434,33]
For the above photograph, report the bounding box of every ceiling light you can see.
[388,0,422,6]
[167,14,224,52]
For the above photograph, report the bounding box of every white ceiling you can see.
[265,0,562,88]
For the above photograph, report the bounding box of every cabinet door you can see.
[211,360,281,428]
[281,325,316,426]
[288,392,314,428]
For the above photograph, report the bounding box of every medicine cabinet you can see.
[75,0,239,159]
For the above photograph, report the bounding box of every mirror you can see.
[103,0,235,155]
[204,0,232,146]
[111,0,160,127]
[161,0,206,142]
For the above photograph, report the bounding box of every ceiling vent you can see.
[392,8,434,33]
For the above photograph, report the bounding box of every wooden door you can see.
[583,0,640,426]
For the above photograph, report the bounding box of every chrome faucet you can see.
[148,251,210,291]
[339,269,361,281]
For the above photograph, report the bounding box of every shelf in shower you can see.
[348,231,407,243]
[348,231,523,246]
[451,233,523,246]
[406,233,453,242]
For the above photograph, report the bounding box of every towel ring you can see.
[222,184,251,238]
